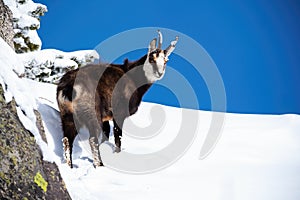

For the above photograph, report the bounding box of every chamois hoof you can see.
[93,162,104,168]
[114,147,121,153]
[67,161,73,169]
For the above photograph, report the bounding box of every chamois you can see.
[57,31,178,168]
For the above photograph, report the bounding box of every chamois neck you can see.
[126,54,153,85]
[125,55,153,101]
[127,54,148,71]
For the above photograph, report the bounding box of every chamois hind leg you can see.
[61,113,78,168]
[101,120,110,143]
[87,119,104,167]
[113,118,125,153]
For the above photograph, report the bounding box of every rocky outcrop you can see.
[0,0,71,199]
[0,86,71,199]
[0,0,14,49]
[3,0,99,84]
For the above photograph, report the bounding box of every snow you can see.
[18,49,99,83]
[19,28,41,45]
[3,0,46,29]
[3,0,46,19]
[35,89,300,200]
[16,14,40,29]
[1,24,300,200]
[13,37,27,49]
[3,0,47,52]
[0,37,53,161]
[39,100,300,200]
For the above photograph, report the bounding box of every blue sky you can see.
[35,0,300,114]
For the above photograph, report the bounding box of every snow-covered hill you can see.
[39,95,300,200]
[1,34,300,199]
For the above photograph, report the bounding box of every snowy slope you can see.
[1,36,300,199]
[35,86,300,200]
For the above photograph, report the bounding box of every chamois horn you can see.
[157,30,163,49]
[165,36,179,58]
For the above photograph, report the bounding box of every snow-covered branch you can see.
[18,49,99,83]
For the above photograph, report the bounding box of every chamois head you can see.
[143,30,179,83]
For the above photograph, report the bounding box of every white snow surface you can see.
[18,49,99,68]
[1,37,300,199]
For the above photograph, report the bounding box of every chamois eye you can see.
[149,52,157,63]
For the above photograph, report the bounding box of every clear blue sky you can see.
[35,0,300,114]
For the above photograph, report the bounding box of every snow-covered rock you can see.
[3,0,99,84]
[3,0,47,53]
[0,35,70,199]
[0,0,15,48]
[0,36,52,161]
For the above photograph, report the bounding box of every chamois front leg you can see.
[89,136,103,167]
[62,137,72,168]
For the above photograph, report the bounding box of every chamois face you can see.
[143,31,178,83]
[147,49,168,80]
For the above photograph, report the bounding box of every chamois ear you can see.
[148,38,157,54]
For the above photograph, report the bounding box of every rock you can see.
[0,1,71,198]
[0,86,71,200]
[0,0,15,49]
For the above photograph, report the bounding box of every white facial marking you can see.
[143,51,166,83]
[143,57,157,83]
[156,52,165,74]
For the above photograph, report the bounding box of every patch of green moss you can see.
[0,171,11,185]
[11,155,18,166]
